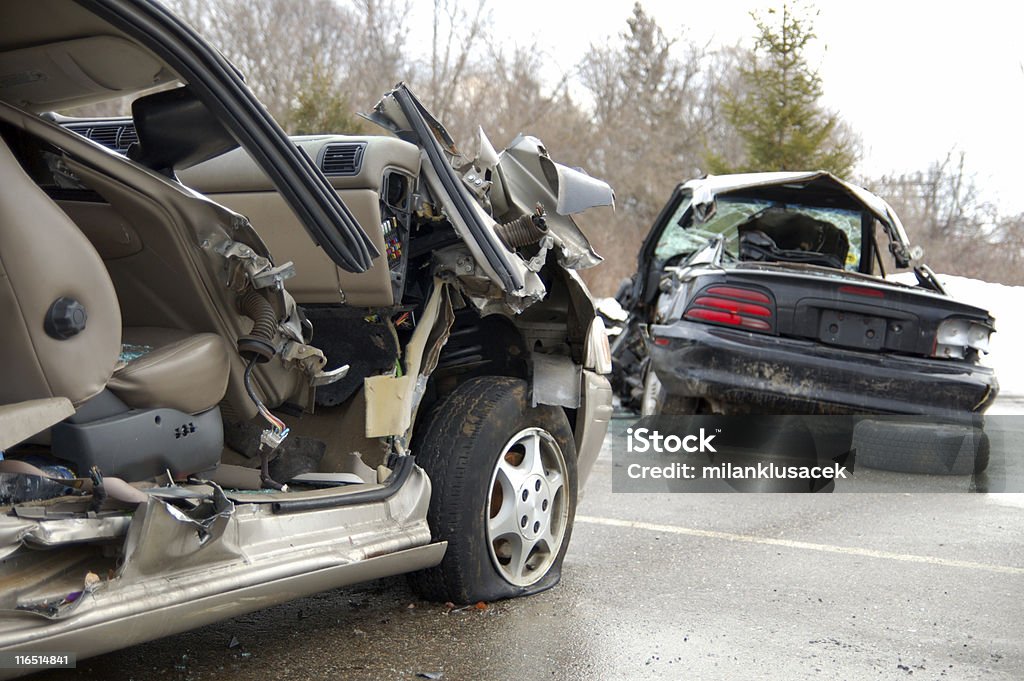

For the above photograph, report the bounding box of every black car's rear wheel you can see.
[409,376,577,603]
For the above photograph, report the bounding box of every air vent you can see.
[87,126,120,149]
[117,125,138,150]
[320,143,364,176]
[63,122,138,153]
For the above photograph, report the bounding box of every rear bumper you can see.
[649,321,998,420]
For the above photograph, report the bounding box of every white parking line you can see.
[577,514,1024,576]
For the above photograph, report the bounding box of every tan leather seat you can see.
[110,328,231,415]
[0,137,121,407]
[0,134,230,417]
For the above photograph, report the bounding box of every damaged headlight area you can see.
[934,317,993,359]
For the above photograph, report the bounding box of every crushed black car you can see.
[613,172,998,475]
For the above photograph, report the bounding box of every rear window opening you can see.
[655,195,865,272]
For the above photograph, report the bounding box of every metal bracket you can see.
[312,364,350,387]
[217,240,295,291]
[251,261,296,290]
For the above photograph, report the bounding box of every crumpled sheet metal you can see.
[119,483,238,582]
[684,171,910,249]
[21,516,132,549]
[10,572,104,621]
[498,134,613,271]
[0,485,234,621]
[367,85,609,312]
[0,517,37,560]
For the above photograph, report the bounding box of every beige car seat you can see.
[0,135,230,480]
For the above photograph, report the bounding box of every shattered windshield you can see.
[654,195,864,271]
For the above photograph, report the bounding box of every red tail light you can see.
[692,296,772,317]
[684,285,775,332]
[704,286,771,304]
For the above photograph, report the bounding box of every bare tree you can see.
[417,0,491,122]
[159,0,412,129]
[575,2,720,292]
[868,152,1024,284]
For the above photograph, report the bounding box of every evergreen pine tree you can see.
[709,3,857,176]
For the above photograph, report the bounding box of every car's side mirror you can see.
[130,86,238,175]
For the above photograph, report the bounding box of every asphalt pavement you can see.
[36,405,1024,681]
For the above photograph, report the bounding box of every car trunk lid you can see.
[721,264,993,357]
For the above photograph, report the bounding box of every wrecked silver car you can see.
[0,0,614,671]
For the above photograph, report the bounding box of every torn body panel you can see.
[0,464,434,660]
[365,279,455,441]
[495,134,612,270]
[366,84,612,313]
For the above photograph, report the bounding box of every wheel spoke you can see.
[487,498,520,539]
[496,454,527,492]
[522,432,546,478]
[535,523,557,554]
[544,469,564,498]
[508,535,536,581]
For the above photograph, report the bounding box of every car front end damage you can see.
[0,0,615,666]
[359,84,616,481]
[364,85,612,314]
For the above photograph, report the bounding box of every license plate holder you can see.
[819,310,885,350]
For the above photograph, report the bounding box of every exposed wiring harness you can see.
[244,357,289,491]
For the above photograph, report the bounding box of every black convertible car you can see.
[613,172,998,475]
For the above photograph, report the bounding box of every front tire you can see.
[409,376,578,603]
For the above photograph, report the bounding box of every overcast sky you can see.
[410,0,1024,213]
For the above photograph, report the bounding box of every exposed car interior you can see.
[655,194,868,274]
[0,0,595,494]
[736,206,850,270]
[0,3,370,490]
[179,134,425,408]
[0,102,320,480]
[0,123,232,480]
